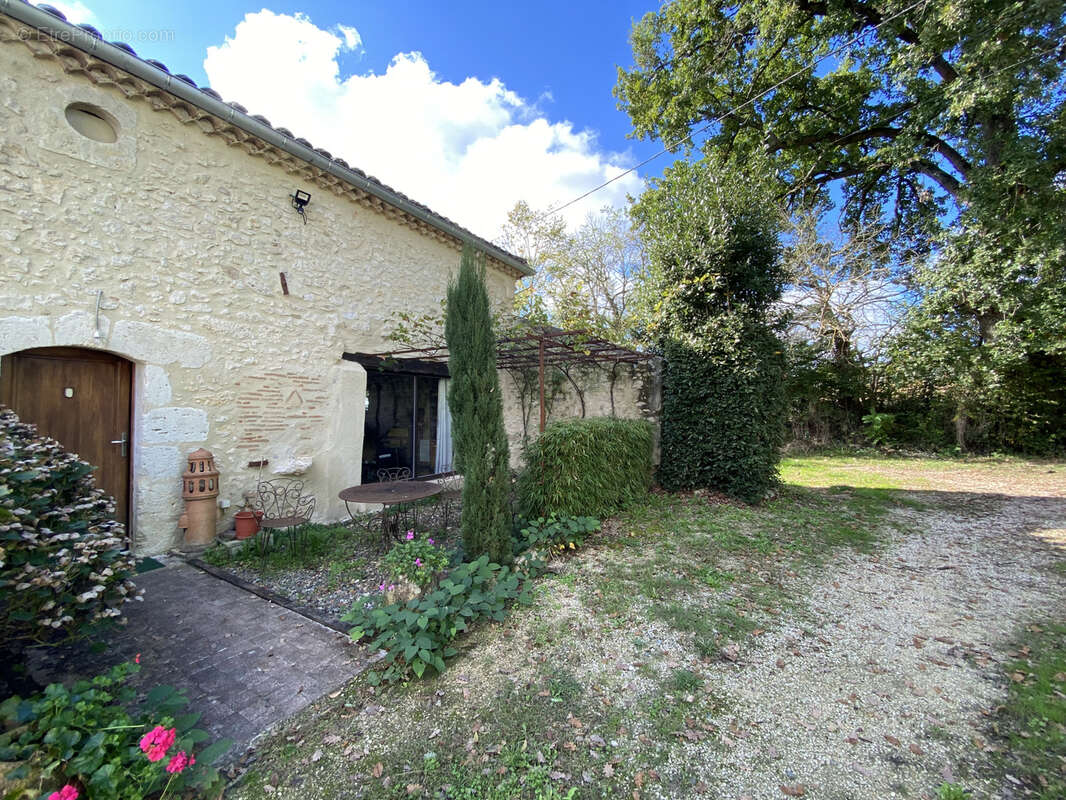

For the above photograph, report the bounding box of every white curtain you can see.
[435,378,453,473]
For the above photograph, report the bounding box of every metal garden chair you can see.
[374,466,413,533]
[376,467,412,482]
[436,474,463,532]
[254,478,316,555]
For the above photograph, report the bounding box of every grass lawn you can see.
[994,623,1066,800]
[226,454,1065,799]
[781,451,1066,495]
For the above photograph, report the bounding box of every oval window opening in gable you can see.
[64,103,118,143]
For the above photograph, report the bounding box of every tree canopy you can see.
[498,202,648,344]
[781,207,901,363]
[616,0,1066,249]
[618,0,1066,452]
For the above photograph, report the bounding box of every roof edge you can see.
[0,0,534,277]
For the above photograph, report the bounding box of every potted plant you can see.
[233,500,260,540]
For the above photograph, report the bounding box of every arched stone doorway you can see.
[0,346,132,531]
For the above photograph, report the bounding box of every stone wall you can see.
[0,32,516,554]
[500,361,661,468]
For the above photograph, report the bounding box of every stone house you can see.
[0,3,656,555]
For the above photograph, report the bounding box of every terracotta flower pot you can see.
[234,510,259,540]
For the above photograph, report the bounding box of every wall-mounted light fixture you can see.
[290,189,311,224]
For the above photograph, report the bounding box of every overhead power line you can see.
[538,0,933,221]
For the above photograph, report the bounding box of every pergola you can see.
[363,327,655,433]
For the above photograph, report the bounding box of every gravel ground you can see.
[216,504,464,621]
[223,560,386,619]
[227,459,1066,800]
[690,490,1066,799]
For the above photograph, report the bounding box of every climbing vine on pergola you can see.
[364,327,654,433]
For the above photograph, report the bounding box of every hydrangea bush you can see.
[0,407,139,646]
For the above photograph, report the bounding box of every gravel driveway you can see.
[699,464,1066,799]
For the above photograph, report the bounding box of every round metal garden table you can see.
[338,481,442,548]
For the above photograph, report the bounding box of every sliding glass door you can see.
[363,372,449,482]
[414,376,438,476]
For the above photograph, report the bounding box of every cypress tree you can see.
[445,245,512,563]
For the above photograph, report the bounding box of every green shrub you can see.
[517,515,601,559]
[383,531,450,588]
[343,556,531,683]
[0,407,138,647]
[861,411,896,447]
[633,155,788,503]
[783,338,868,444]
[658,323,787,502]
[517,417,653,518]
[0,661,230,799]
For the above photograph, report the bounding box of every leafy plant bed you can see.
[201,516,463,623]
[0,661,230,799]
[342,515,603,684]
[222,454,1066,800]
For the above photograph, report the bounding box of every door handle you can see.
[110,432,128,458]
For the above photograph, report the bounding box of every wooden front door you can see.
[0,347,132,530]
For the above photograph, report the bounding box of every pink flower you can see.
[139,726,177,762]
[378,582,386,592]
[405,531,415,540]
[428,538,435,545]
[134,653,141,664]
[165,751,195,774]
[414,558,422,567]
[48,785,79,800]
[388,584,395,591]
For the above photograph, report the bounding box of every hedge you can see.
[517,417,654,519]
[657,322,786,503]
[633,154,787,503]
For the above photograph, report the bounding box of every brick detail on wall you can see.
[234,373,329,449]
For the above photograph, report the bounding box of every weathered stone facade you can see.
[0,8,657,555]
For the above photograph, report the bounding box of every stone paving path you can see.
[29,561,371,760]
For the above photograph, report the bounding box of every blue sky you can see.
[52,0,670,240]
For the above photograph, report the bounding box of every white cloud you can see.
[336,24,362,52]
[203,10,641,241]
[49,0,96,25]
